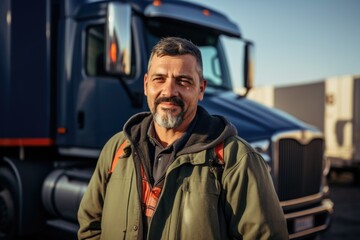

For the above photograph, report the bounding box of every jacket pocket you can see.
[176,177,222,240]
[102,178,132,240]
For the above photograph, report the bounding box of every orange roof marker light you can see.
[202,9,210,16]
[153,0,162,6]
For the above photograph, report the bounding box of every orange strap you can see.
[108,140,128,173]
[215,142,224,164]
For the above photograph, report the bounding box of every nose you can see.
[161,78,178,97]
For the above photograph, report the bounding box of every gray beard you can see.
[153,109,184,129]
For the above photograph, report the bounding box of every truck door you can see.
[70,22,144,149]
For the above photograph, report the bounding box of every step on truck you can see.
[0,0,333,239]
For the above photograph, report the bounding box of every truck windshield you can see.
[144,19,233,90]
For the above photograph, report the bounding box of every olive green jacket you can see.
[78,108,288,240]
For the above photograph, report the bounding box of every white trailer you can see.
[248,75,360,177]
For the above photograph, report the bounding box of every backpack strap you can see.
[109,141,224,174]
[108,140,128,174]
[209,141,225,182]
[214,141,224,165]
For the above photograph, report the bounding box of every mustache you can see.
[154,96,184,108]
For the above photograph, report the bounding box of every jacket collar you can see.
[123,106,237,156]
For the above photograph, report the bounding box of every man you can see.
[78,37,288,239]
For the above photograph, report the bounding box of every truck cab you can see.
[0,0,333,239]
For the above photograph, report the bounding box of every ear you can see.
[144,73,148,96]
[198,79,207,101]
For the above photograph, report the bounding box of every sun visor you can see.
[144,2,241,38]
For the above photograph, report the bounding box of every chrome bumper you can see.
[284,198,334,239]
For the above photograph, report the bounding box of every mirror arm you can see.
[243,40,254,97]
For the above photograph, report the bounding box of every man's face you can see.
[144,54,206,129]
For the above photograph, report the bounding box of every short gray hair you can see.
[147,37,203,79]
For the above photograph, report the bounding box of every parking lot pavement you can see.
[318,172,360,240]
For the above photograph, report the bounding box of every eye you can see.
[152,76,165,82]
[177,78,193,87]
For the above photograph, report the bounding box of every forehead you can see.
[149,54,197,69]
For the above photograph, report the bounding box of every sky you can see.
[191,0,360,87]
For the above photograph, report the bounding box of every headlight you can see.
[249,139,271,172]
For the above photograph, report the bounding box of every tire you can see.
[0,168,19,240]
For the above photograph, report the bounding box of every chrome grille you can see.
[273,132,324,201]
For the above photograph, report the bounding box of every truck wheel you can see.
[0,168,18,240]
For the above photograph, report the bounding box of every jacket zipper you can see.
[132,145,145,240]
[147,156,191,238]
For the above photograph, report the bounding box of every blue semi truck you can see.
[0,0,333,239]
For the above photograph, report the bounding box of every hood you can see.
[123,106,237,155]
[200,90,315,142]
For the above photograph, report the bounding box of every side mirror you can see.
[105,3,132,76]
[244,41,254,92]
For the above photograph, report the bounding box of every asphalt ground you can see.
[317,171,360,240]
